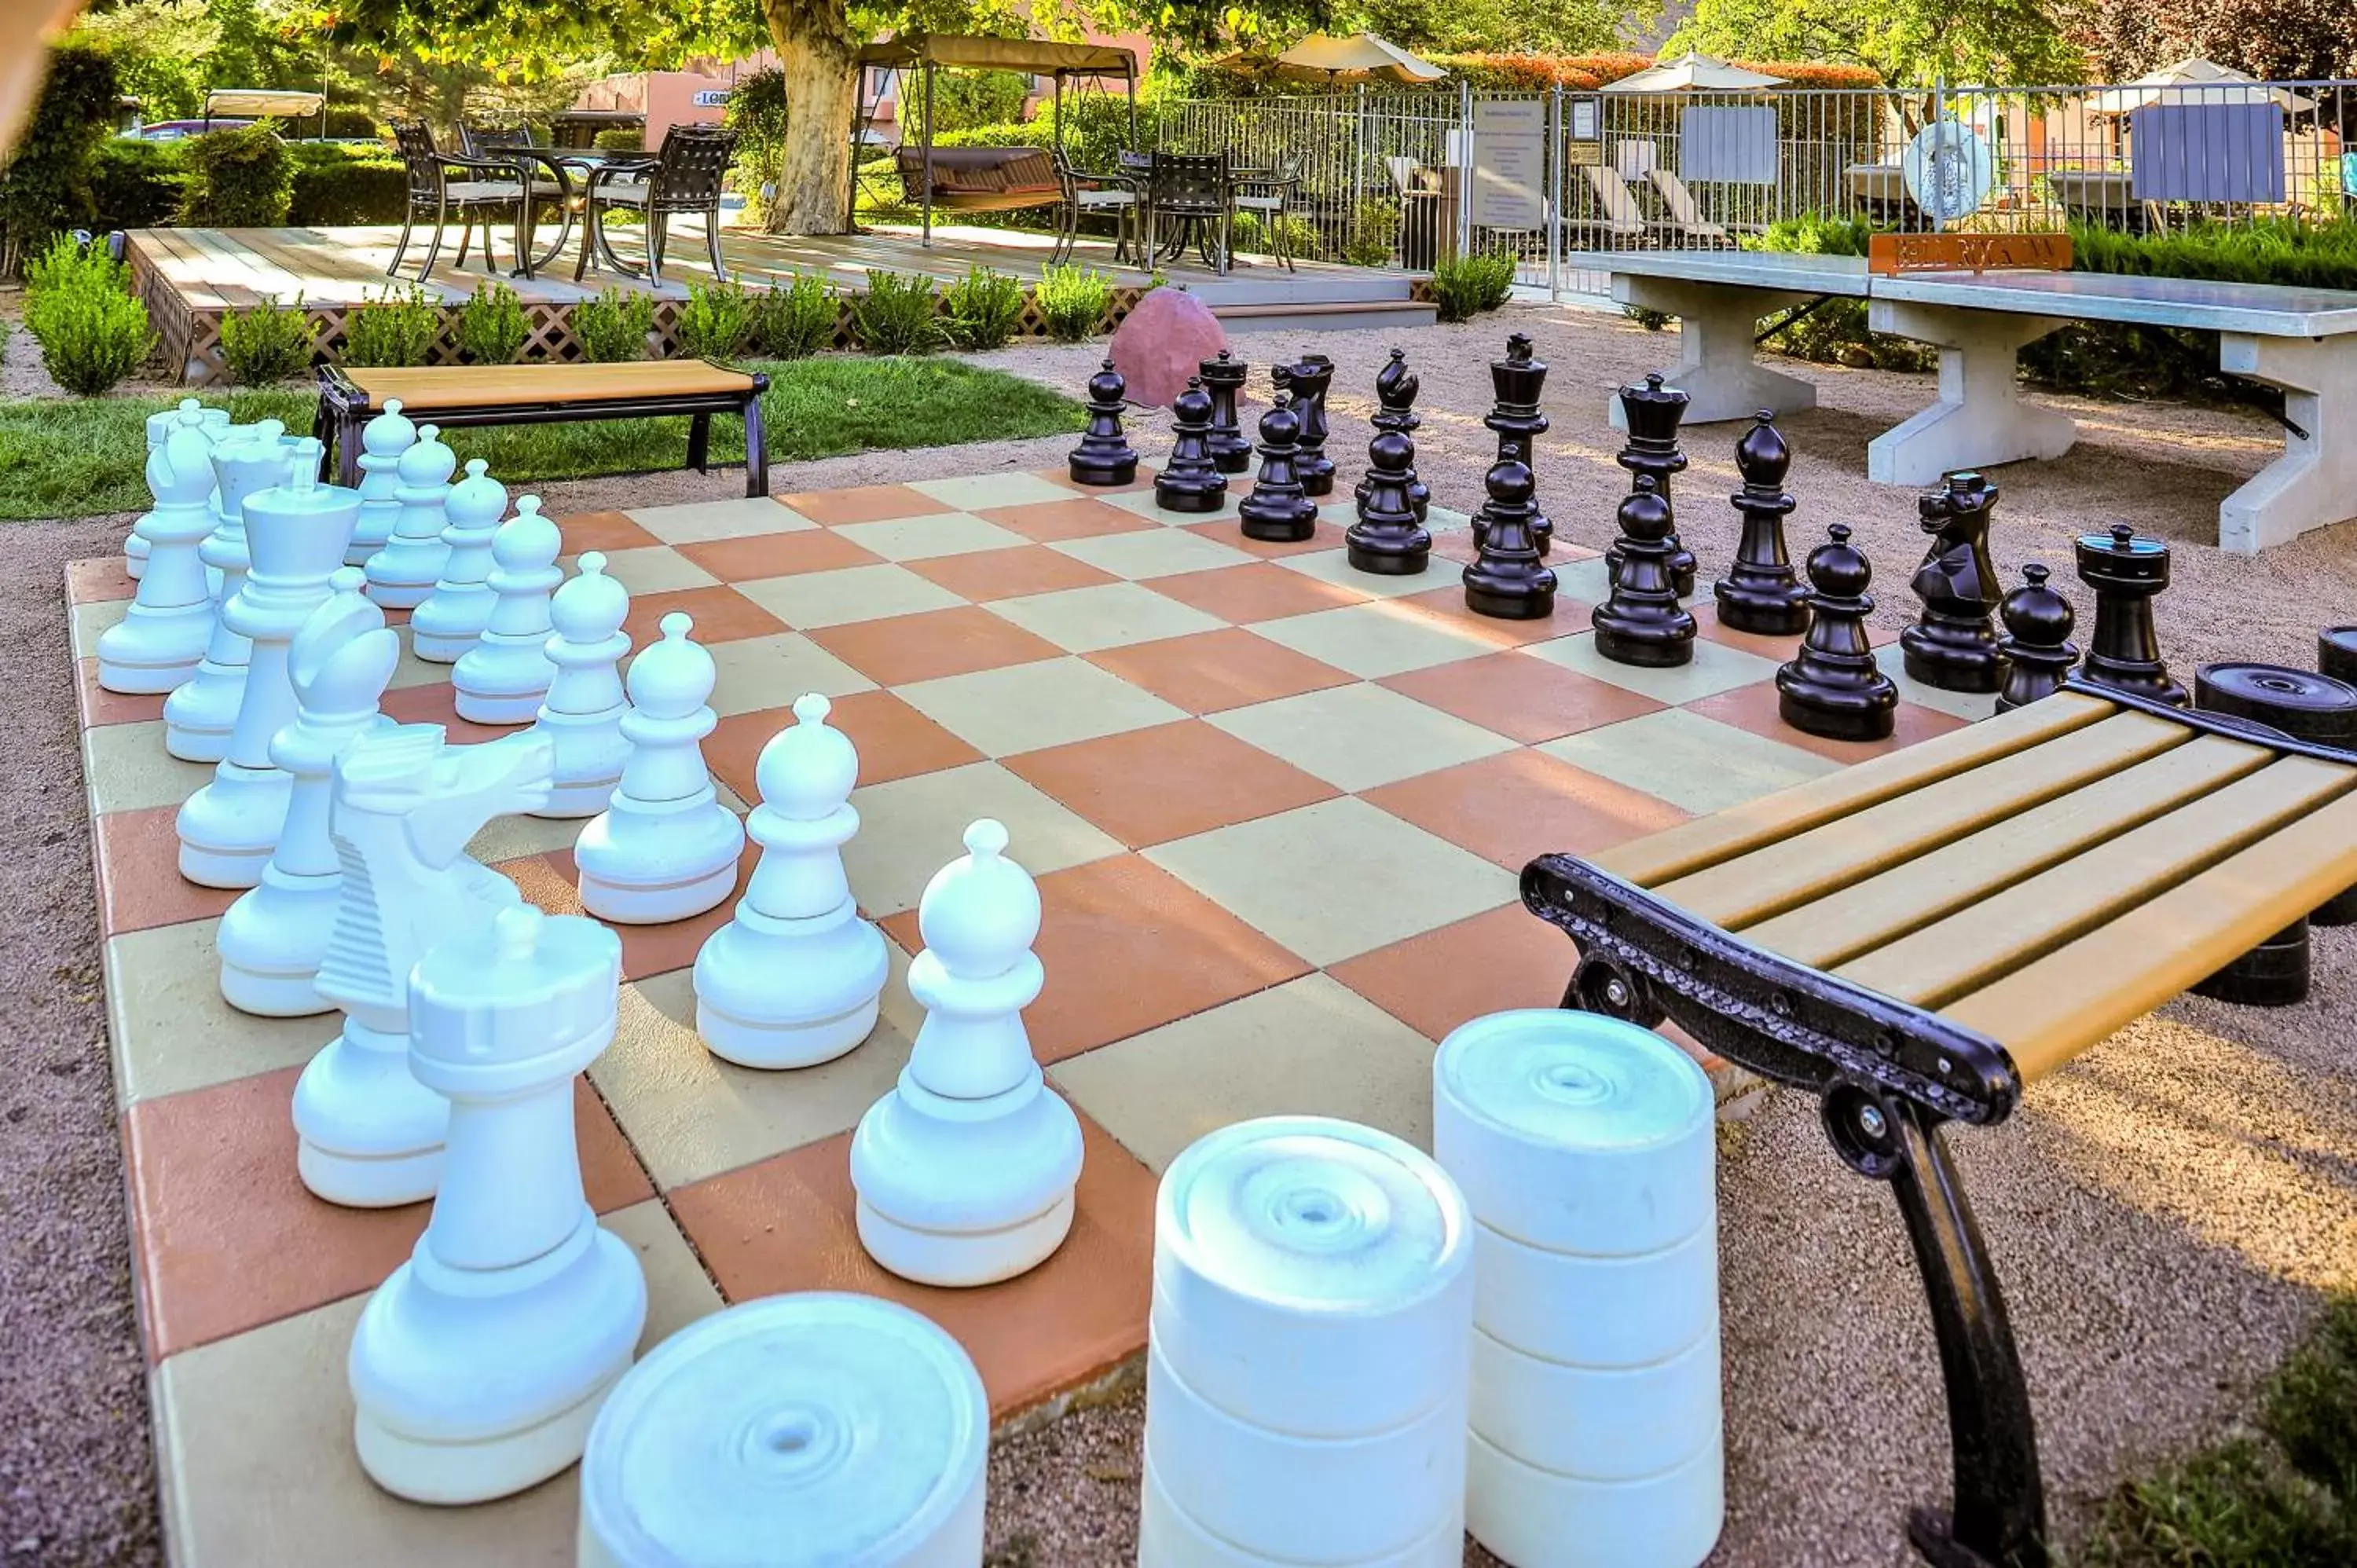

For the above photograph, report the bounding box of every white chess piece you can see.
[178,444,362,889]
[850,820,1083,1287]
[217,569,398,1016]
[126,401,232,581]
[349,904,647,1505]
[365,422,455,609]
[348,398,415,567]
[409,458,506,662]
[295,724,555,1207]
[574,613,745,924]
[529,551,632,819]
[452,495,561,722]
[97,406,219,693]
[162,420,299,762]
[694,694,889,1070]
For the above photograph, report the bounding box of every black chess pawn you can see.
[1154,376,1228,515]
[1346,423,1428,575]
[1358,348,1429,523]
[1069,357,1138,487]
[2075,523,2187,705]
[1590,475,1694,667]
[2319,625,2357,687]
[1713,411,1809,636]
[1477,334,1551,555]
[1237,394,1318,543]
[1463,459,1556,621]
[1993,564,2079,713]
[1901,471,2007,693]
[1200,350,1252,474]
[1610,373,1695,596]
[1776,524,1897,742]
[1288,354,1336,497]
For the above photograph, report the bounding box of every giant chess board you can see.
[70,465,1990,1564]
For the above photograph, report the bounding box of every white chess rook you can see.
[577,1295,988,1568]
[350,905,647,1505]
[695,694,889,1070]
[409,458,507,662]
[97,406,220,693]
[217,569,398,1016]
[365,422,455,609]
[177,441,361,889]
[452,494,561,722]
[849,820,1083,1288]
[527,551,632,819]
[295,724,555,1208]
[163,420,298,763]
[347,398,415,567]
[574,613,745,924]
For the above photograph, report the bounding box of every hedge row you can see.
[1178,51,1885,95]
[87,135,408,233]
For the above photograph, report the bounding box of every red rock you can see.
[1109,288,1229,411]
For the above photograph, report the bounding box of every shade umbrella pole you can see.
[922,60,935,244]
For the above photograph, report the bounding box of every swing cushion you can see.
[896,146,1061,211]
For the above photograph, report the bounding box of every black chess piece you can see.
[2320,625,2357,687]
[1346,421,1428,575]
[1069,357,1138,487]
[1288,354,1336,497]
[1463,459,1556,621]
[1776,524,1898,742]
[1713,411,1808,636]
[1901,471,2007,694]
[1153,376,1228,515]
[1475,333,1551,555]
[1237,394,1318,543]
[2075,523,2187,705]
[1200,350,1252,474]
[1993,564,2078,713]
[1356,348,1430,524]
[1610,373,1695,596]
[1590,475,1694,666]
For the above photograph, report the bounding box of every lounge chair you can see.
[1566,165,1657,247]
[1644,167,1738,245]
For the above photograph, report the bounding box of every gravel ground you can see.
[5,302,2355,1566]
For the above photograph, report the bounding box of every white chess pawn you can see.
[574,613,745,925]
[295,724,555,1207]
[695,694,889,1070]
[365,422,455,610]
[529,551,632,819]
[850,820,1083,1288]
[97,407,220,693]
[350,904,647,1505]
[409,458,506,662]
[452,495,562,722]
[348,398,415,567]
[217,569,398,1016]
[163,421,299,763]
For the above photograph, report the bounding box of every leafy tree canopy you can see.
[2083,0,2357,85]
[1338,0,1642,56]
[1669,0,2085,87]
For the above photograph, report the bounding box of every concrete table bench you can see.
[1521,680,2357,1568]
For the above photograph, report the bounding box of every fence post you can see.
[1548,84,1563,299]
[1354,83,1368,263]
[1458,79,1476,258]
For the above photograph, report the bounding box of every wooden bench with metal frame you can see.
[314,360,772,497]
[1520,677,2357,1568]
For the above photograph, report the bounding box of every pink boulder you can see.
[1109,288,1229,410]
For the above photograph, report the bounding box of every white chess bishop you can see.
[409,458,506,662]
[216,568,398,1016]
[574,613,745,925]
[694,694,889,1070]
[347,398,415,567]
[365,422,455,609]
[125,398,226,582]
[97,405,219,693]
[349,905,647,1506]
[163,420,300,763]
[452,494,561,722]
[295,724,555,1207]
[850,820,1083,1288]
[528,551,632,819]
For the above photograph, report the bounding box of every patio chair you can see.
[1567,164,1660,247]
[463,123,574,271]
[576,123,739,286]
[1232,156,1303,272]
[1050,148,1138,264]
[1644,167,1736,246]
[387,120,530,282]
[1147,152,1233,274]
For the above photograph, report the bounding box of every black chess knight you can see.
[1238,394,1318,543]
[1591,475,1693,666]
[1611,373,1695,596]
[1200,350,1252,474]
[1463,458,1555,621]
[1153,377,1229,514]
[1474,334,1551,555]
[1776,524,1898,742]
[1994,563,2078,713]
[2075,523,2188,705]
[1346,422,1428,575]
[1069,358,1138,487]
[1287,354,1336,497]
[1713,411,1808,636]
[1901,471,2007,693]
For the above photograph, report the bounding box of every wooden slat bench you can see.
[1521,677,2357,1568]
[314,360,771,496]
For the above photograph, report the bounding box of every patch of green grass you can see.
[0,357,1084,521]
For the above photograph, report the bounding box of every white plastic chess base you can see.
[574,800,743,925]
[1611,278,1823,427]
[126,533,149,577]
[365,580,434,612]
[702,993,880,1072]
[410,626,483,664]
[96,606,210,694]
[454,685,552,726]
[1471,1324,1722,1482]
[215,868,339,1017]
[1472,1219,1717,1368]
[1864,302,2075,487]
[291,1023,449,1208]
[850,1069,1084,1287]
[175,767,292,890]
[1137,1445,1463,1568]
[694,910,889,1071]
[163,662,247,764]
[528,768,625,821]
[1466,1430,1724,1568]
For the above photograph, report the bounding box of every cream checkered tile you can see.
[1549,555,1616,603]
[1540,707,1841,815]
[85,720,213,815]
[1249,600,1505,679]
[389,628,453,690]
[1048,529,1258,581]
[1209,681,1514,791]
[734,563,965,630]
[71,597,129,660]
[707,631,876,718]
[624,496,815,544]
[464,810,587,866]
[1275,548,1445,599]
[1105,486,1242,524]
[833,512,1032,562]
[845,760,1123,914]
[1875,644,2002,722]
[1523,631,1782,703]
[984,581,1227,654]
[909,473,1076,511]
[106,919,324,1106]
[896,657,1186,757]
[577,545,719,596]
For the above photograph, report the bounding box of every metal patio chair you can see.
[1231,156,1303,271]
[387,121,530,281]
[1051,148,1138,263]
[576,123,739,285]
[1147,152,1232,275]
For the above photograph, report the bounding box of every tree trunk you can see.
[761,0,860,236]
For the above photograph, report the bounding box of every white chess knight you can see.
[365,422,455,610]
[348,398,415,568]
[125,398,226,582]
[528,551,632,819]
[452,495,562,722]
[409,458,506,662]
[163,420,302,763]
[849,820,1083,1288]
[97,405,220,693]
[694,694,889,1070]
[216,569,398,1016]
[349,905,647,1506]
[574,613,745,925]
[295,724,555,1207]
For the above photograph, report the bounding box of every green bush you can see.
[1035,263,1110,343]
[90,139,185,232]
[322,108,381,139]
[724,69,790,226]
[1341,200,1401,268]
[673,278,756,361]
[852,270,941,355]
[4,42,120,271]
[341,285,443,368]
[24,236,155,394]
[748,273,838,359]
[286,143,407,225]
[592,126,643,153]
[1231,210,1321,263]
[940,266,1025,351]
[572,287,656,363]
[177,123,292,227]
[1430,253,1516,322]
[905,71,1032,142]
[219,293,320,384]
[456,278,530,364]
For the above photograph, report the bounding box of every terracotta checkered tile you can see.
[1361,748,1691,871]
[1325,902,1582,1042]
[709,691,981,803]
[1188,518,1351,559]
[556,510,662,555]
[95,804,236,938]
[123,1066,650,1361]
[77,658,168,729]
[1686,679,1970,762]
[1394,585,1586,649]
[68,555,137,604]
[1692,613,1806,664]
[977,496,1154,543]
[621,585,790,650]
[1083,628,1353,716]
[904,545,1120,603]
[516,842,760,982]
[379,681,532,744]
[1376,651,1664,745]
[779,483,939,525]
[1143,562,1369,624]
[1042,463,1158,496]
[808,605,1062,687]
[676,530,882,583]
[666,1113,1156,1416]
[1003,720,1337,850]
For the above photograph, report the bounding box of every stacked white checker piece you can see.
[1139,1116,1474,1568]
[1434,1010,1723,1568]
[578,1294,987,1568]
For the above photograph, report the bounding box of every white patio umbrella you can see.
[1599,50,1787,95]
[2088,57,2318,115]
[1211,32,1446,86]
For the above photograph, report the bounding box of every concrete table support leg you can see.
[1866,302,2076,485]
[1611,278,1820,428]
[2216,333,2357,555]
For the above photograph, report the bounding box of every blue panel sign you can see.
[2131,104,2285,203]
[1678,106,1778,185]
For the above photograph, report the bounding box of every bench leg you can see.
[741,397,768,496]
[1866,303,2075,486]
[687,412,711,474]
[1612,277,1822,427]
[2215,333,2357,555]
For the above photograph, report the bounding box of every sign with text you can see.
[1472,97,1546,229]
[691,89,731,108]
[1868,232,2073,276]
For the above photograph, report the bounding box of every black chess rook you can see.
[1901,470,2007,693]
[1477,333,1551,555]
[1237,393,1319,543]
[1713,410,1808,636]
[1200,350,1252,474]
[1069,358,1138,487]
[1153,376,1229,514]
[1776,523,1897,742]
[1993,563,2078,713]
[1287,354,1336,497]
[2075,523,2187,705]
[1463,458,1556,621]
[1590,474,1694,666]
[1611,372,1695,596]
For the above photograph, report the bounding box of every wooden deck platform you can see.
[126,220,1436,385]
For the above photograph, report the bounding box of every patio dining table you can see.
[1109,154,1286,273]
[493,148,649,277]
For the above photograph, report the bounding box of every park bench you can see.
[314,360,772,497]
[1522,676,2357,1568]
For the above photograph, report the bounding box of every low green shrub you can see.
[1430,253,1516,322]
[592,126,643,153]
[24,236,156,394]
[940,266,1026,351]
[748,273,838,359]
[1340,200,1401,268]
[1231,210,1322,264]
[218,292,320,384]
[673,278,756,361]
[572,287,657,363]
[1035,263,1110,343]
[321,108,380,139]
[456,279,530,365]
[177,123,292,227]
[287,144,408,226]
[852,270,941,355]
[90,139,185,232]
[341,285,443,368]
